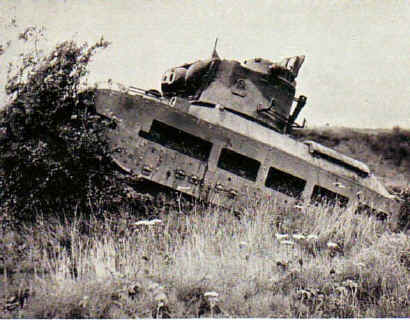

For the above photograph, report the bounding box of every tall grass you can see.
[1,200,408,318]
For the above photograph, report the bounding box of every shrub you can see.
[0,38,144,222]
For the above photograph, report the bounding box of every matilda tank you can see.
[94,45,401,226]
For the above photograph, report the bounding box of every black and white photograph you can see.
[0,1,409,318]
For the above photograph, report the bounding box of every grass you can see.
[1,200,408,318]
[0,125,408,318]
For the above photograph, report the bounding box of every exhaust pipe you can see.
[286,95,307,133]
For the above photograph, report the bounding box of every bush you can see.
[368,126,409,167]
[0,39,144,222]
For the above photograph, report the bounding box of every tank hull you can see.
[95,88,401,226]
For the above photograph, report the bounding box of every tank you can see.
[94,44,401,227]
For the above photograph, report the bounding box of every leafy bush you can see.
[367,126,410,167]
[0,39,144,222]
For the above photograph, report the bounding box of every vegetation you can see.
[0,31,408,317]
[1,203,408,318]
[0,35,152,222]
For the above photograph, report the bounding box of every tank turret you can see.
[161,49,306,133]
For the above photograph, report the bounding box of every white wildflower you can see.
[327,241,339,249]
[135,219,162,226]
[292,234,306,240]
[148,282,161,292]
[135,220,151,226]
[239,241,248,248]
[275,233,289,241]
[204,291,219,298]
[205,291,219,317]
[154,292,168,306]
[280,240,295,246]
[307,234,319,241]
[79,295,89,308]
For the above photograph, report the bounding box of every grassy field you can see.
[1,197,409,318]
[1,127,409,318]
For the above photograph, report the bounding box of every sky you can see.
[1,0,409,128]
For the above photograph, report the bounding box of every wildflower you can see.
[275,233,289,241]
[135,219,162,226]
[154,292,168,307]
[292,234,306,240]
[147,281,168,311]
[280,240,295,246]
[327,241,339,250]
[79,296,89,308]
[354,262,366,268]
[239,241,248,249]
[148,282,161,292]
[307,234,319,241]
[109,270,125,279]
[342,279,358,289]
[204,291,219,307]
[135,220,151,226]
[204,291,219,317]
[204,291,219,298]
